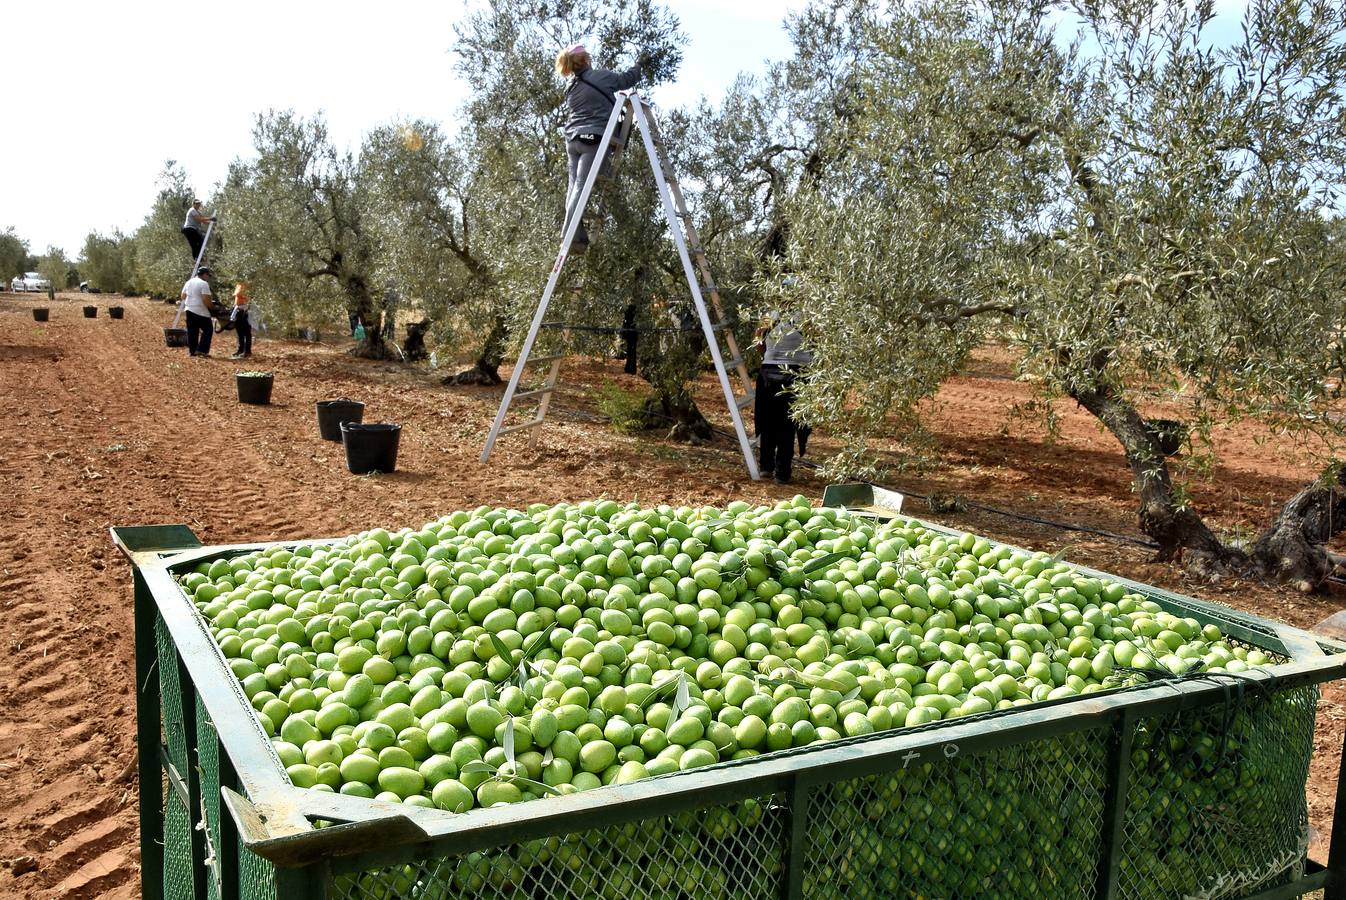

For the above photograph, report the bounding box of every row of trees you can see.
[18,0,1345,589]
[2,171,188,297]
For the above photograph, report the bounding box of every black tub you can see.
[164,328,188,347]
[83,305,97,318]
[236,372,274,406]
[32,308,49,322]
[109,306,124,319]
[341,422,400,474]
[316,399,365,441]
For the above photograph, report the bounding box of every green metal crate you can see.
[113,504,1346,900]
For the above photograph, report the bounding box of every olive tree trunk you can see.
[444,314,507,386]
[1251,467,1346,593]
[346,276,393,360]
[1072,378,1346,590]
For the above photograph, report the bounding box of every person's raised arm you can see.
[615,57,644,90]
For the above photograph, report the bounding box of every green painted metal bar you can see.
[217,742,241,900]
[782,776,810,900]
[1242,864,1329,900]
[1094,707,1136,900]
[134,563,167,900]
[273,863,328,900]
[178,653,209,900]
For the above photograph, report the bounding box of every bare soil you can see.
[0,292,1341,897]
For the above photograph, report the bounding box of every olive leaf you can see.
[803,552,847,574]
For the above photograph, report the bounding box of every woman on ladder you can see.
[555,44,643,252]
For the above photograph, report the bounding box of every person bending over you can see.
[180,266,217,358]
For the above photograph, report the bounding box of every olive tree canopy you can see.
[771,0,1346,586]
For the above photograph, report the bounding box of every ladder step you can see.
[736,393,756,409]
[724,355,744,370]
[499,419,544,437]
[515,387,554,402]
[522,354,563,367]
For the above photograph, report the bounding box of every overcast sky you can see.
[1,0,808,257]
[3,1,1249,259]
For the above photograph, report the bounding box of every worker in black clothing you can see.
[754,315,812,484]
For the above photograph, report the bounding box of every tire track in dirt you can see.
[0,310,139,898]
[0,296,352,898]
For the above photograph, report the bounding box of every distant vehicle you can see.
[78,281,102,294]
[9,276,21,292]
[14,272,52,292]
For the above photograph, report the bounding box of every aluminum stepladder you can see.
[172,219,214,328]
[480,89,761,479]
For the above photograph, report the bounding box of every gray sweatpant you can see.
[564,137,610,246]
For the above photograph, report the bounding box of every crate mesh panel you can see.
[156,613,189,773]
[1116,683,1318,900]
[239,842,278,900]
[165,785,196,900]
[197,696,223,900]
[330,793,786,899]
[800,728,1107,899]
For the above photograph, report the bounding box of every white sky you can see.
[1,0,806,257]
[3,0,1250,258]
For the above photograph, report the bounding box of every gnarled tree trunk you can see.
[345,276,394,360]
[1251,467,1346,593]
[444,314,507,385]
[1070,378,1239,565]
[640,389,713,443]
[1072,377,1346,590]
[402,318,431,362]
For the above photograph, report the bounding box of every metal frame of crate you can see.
[114,516,1346,900]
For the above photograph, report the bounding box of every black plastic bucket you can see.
[164,328,188,348]
[83,306,97,318]
[236,372,274,406]
[109,306,124,319]
[32,308,49,322]
[342,423,401,474]
[316,399,365,441]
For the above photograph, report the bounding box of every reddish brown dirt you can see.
[0,292,1341,896]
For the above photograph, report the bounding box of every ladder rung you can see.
[523,354,563,367]
[499,419,544,437]
[710,321,733,332]
[736,393,755,409]
[514,387,554,402]
[724,355,744,370]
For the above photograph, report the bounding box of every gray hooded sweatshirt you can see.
[563,63,643,140]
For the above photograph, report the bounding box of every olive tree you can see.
[772,0,1346,587]
[219,111,389,358]
[448,0,741,435]
[360,120,503,375]
[80,230,134,293]
[0,228,33,281]
[37,246,75,291]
